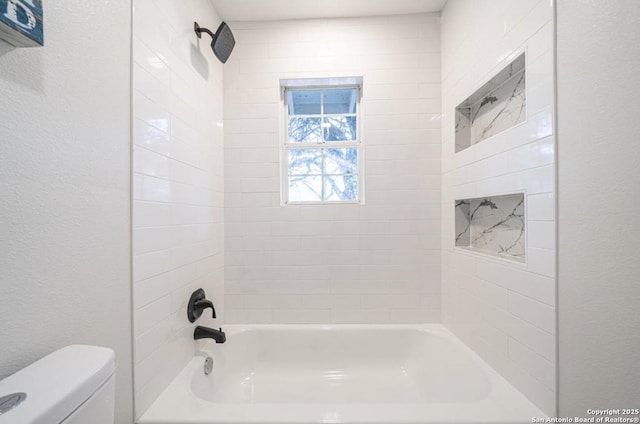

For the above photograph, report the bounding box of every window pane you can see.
[323,89,357,114]
[289,175,322,202]
[323,116,357,141]
[324,148,358,175]
[324,175,358,201]
[288,117,322,143]
[288,149,322,175]
[288,90,321,115]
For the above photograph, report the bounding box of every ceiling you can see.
[209,0,447,22]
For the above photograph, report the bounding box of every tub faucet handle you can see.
[187,288,217,322]
[195,298,216,318]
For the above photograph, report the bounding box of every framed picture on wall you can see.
[0,0,43,47]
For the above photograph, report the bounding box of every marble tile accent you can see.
[455,200,471,246]
[454,110,470,152]
[456,53,526,153]
[455,193,525,262]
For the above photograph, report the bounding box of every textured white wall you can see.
[223,14,442,324]
[0,2,133,423]
[441,0,556,415]
[557,0,640,414]
[131,0,225,417]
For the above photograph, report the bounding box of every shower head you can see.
[194,21,235,64]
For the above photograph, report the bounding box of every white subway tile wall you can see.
[132,0,224,417]
[224,14,442,324]
[441,0,556,415]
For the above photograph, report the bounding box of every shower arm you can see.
[194,22,216,40]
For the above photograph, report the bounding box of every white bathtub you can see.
[138,324,545,424]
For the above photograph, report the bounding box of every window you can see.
[282,83,363,204]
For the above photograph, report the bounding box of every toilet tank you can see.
[0,345,116,424]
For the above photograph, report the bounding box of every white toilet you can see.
[0,345,116,424]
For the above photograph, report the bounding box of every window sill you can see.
[284,200,363,206]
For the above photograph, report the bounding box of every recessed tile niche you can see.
[455,53,526,153]
[455,193,525,263]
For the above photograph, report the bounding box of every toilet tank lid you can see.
[0,345,115,424]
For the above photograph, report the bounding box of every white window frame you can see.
[281,83,364,205]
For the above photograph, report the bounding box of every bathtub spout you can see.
[194,326,226,344]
